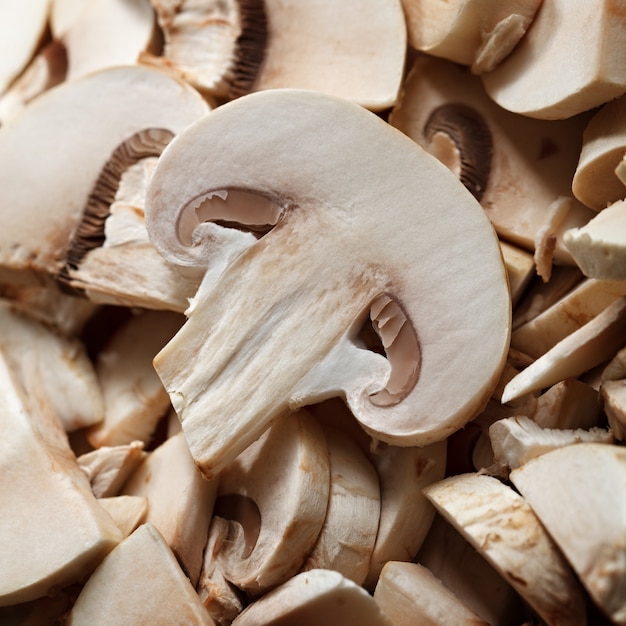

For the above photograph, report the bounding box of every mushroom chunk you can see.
[145,88,511,478]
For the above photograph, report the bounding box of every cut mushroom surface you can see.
[146,88,510,478]
[97,495,148,538]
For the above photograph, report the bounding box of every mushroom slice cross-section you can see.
[145,88,511,478]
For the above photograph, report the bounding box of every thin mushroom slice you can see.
[564,199,626,280]
[510,443,626,625]
[301,425,380,586]
[373,561,489,626]
[423,474,588,626]
[145,88,511,478]
[0,351,122,607]
[231,569,390,626]
[67,523,215,626]
[121,432,217,586]
[149,0,406,110]
[481,0,626,119]
[389,55,594,270]
[0,65,209,282]
[212,409,330,596]
[400,0,541,73]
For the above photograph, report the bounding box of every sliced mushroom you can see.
[121,432,217,586]
[572,94,626,211]
[231,569,389,626]
[149,0,406,110]
[0,65,209,283]
[601,379,626,441]
[373,561,489,625]
[145,88,510,478]
[97,495,148,537]
[301,425,380,586]
[510,443,626,624]
[389,55,594,269]
[86,309,184,448]
[67,523,214,625]
[500,241,535,306]
[564,199,626,280]
[211,410,330,596]
[503,296,626,403]
[481,0,626,119]
[423,474,588,626]
[0,351,121,606]
[400,0,541,73]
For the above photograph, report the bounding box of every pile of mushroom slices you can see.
[3,0,626,624]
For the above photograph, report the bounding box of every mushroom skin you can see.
[145,88,510,479]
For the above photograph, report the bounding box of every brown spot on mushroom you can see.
[423,103,492,202]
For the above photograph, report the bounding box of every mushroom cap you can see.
[146,88,511,477]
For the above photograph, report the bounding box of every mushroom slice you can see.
[77,441,146,498]
[86,310,184,448]
[503,296,626,403]
[510,443,626,624]
[572,95,626,211]
[481,0,626,119]
[500,241,535,306]
[489,415,613,474]
[389,55,594,267]
[400,0,541,73]
[423,474,588,626]
[601,379,626,441]
[564,199,626,280]
[0,65,209,281]
[97,495,148,537]
[302,425,380,586]
[231,569,389,626]
[67,523,215,626]
[0,0,50,95]
[373,561,489,625]
[145,88,510,478]
[121,432,217,586]
[511,278,626,359]
[0,301,104,432]
[150,0,406,110]
[0,351,122,607]
[212,409,330,595]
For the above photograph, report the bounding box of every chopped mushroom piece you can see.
[67,523,215,626]
[0,351,122,606]
[564,199,626,280]
[121,432,217,586]
[400,0,541,73]
[510,443,626,625]
[145,88,510,478]
[500,241,535,306]
[601,379,626,441]
[389,55,594,268]
[97,495,148,537]
[231,569,390,626]
[481,0,626,119]
[373,561,489,625]
[423,474,588,626]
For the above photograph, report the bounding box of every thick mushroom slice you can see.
[481,0,626,119]
[97,495,148,537]
[373,561,489,625]
[0,351,122,607]
[423,474,588,626]
[0,65,209,289]
[510,443,626,624]
[67,523,215,626]
[211,410,330,596]
[564,200,626,280]
[400,0,541,74]
[389,55,594,273]
[231,569,389,626]
[149,0,406,110]
[145,88,511,478]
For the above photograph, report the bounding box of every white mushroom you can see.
[499,241,536,306]
[145,88,510,478]
[423,473,588,626]
[97,495,149,537]
[510,443,626,624]
[66,523,215,625]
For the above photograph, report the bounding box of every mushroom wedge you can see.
[481,0,626,119]
[145,88,511,478]
[510,444,626,625]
